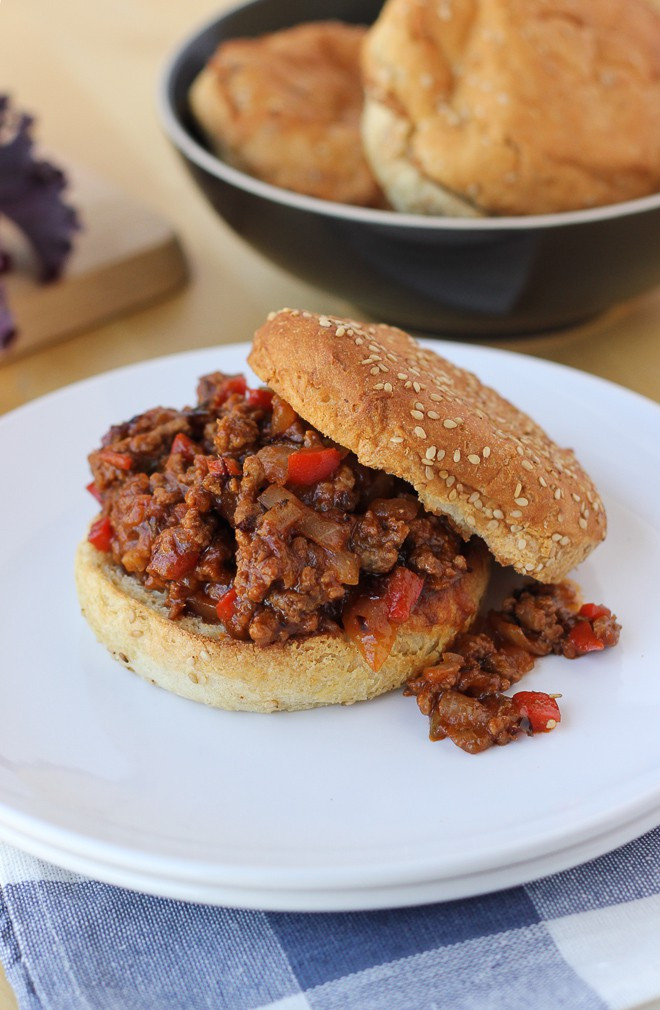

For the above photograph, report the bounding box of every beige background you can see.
[0,0,659,1006]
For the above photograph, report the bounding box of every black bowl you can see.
[159,0,660,336]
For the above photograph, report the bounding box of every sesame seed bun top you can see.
[249,309,607,582]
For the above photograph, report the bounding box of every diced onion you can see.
[258,484,358,582]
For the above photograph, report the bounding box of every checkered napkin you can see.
[0,831,659,1010]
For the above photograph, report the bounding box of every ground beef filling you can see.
[88,372,470,648]
[405,581,621,754]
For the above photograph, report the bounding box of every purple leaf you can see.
[0,282,16,349]
[0,94,80,282]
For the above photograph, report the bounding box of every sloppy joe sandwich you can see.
[76,309,607,717]
[189,20,383,207]
[361,0,660,215]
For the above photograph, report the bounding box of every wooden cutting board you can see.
[0,162,188,362]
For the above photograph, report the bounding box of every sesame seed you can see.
[425,466,434,480]
[539,476,547,487]
[387,353,397,361]
[319,316,331,328]
[483,446,491,458]
[439,469,449,479]
[467,453,480,465]
[517,537,527,550]
[468,492,480,503]
[361,358,374,365]
[398,373,408,380]
[516,446,524,457]
[453,449,461,463]
[546,719,557,731]
[511,509,523,518]
[572,493,581,502]
[368,344,380,352]
[560,536,570,546]
[414,426,427,438]
[524,562,535,572]
[370,366,380,375]
[430,393,443,401]
[378,362,389,372]
[425,446,437,460]
[487,519,499,531]
[335,325,346,337]
[405,381,413,389]
[578,518,588,529]
[510,524,522,532]
[383,382,393,393]
[493,509,504,519]
[414,401,424,410]
[474,499,483,510]
[436,449,446,461]
[426,410,439,420]
[354,336,363,345]
[521,460,534,471]
[413,382,421,393]
[267,311,277,320]
[449,489,458,500]
[374,382,384,390]
[466,515,477,527]
[514,482,522,498]
[555,489,562,500]
[514,497,529,507]
[446,475,456,487]
[443,419,457,429]
[411,410,424,420]
[390,436,404,443]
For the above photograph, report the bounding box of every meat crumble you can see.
[87,372,471,649]
[405,581,621,754]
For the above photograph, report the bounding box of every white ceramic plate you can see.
[1,342,659,911]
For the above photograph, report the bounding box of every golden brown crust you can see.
[249,309,607,581]
[189,20,383,207]
[75,538,489,713]
[361,0,660,215]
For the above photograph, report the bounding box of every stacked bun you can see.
[361,0,660,215]
[189,0,660,215]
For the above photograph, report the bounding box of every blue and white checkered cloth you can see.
[1,830,659,1010]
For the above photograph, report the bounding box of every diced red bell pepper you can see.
[578,603,611,621]
[287,448,342,485]
[512,691,561,733]
[211,375,247,407]
[169,432,197,462]
[568,620,605,654]
[98,449,132,470]
[385,567,424,623]
[86,481,102,503]
[216,586,238,623]
[208,456,242,478]
[246,387,274,409]
[88,515,113,552]
[343,593,398,673]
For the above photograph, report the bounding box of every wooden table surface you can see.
[0,1,659,1007]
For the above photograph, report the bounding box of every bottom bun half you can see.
[75,538,490,713]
